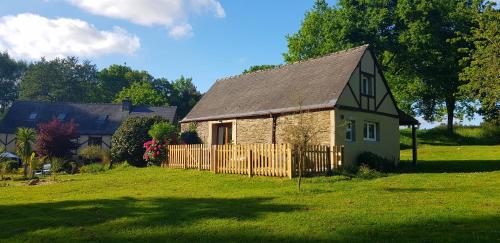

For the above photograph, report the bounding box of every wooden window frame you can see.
[361,73,374,97]
[363,122,377,142]
[345,120,355,142]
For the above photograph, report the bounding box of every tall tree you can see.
[114,81,169,106]
[243,65,279,74]
[169,76,202,120]
[459,3,499,124]
[19,57,98,103]
[0,52,27,112]
[284,0,481,134]
[15,127,37,177]
[95,65,154,103]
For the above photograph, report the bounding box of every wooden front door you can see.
[215,123,232,145]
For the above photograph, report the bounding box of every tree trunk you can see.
[445,97,456,136]
[298,151,303,191]
[23,162,28,178]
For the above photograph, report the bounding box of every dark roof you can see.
[182,45,369,122]
[398,109,419,126]
[0,101,177,135]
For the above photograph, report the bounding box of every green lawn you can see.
[1,145,499,242]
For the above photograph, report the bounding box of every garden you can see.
[0,116,188,185]
[1,120,499,242]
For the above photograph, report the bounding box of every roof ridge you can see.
[14,100,176,109]
[215,44,369,83]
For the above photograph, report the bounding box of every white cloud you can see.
[0,13,140,60]
[168,23,193,39]
[66,0,225,39]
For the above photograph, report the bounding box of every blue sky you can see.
[0,0,337,92]
[0,0,484,128]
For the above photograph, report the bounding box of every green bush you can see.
[79,163,106,173]
[356,151,395,172]
[148,121,178,143]
[49,157,66,173]
[0,160,19,174]
[356,165,385,179]
[111,116,166,167]
[79,145,107,164]
[180,130,202,144]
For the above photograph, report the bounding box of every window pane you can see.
[369,124,375,139]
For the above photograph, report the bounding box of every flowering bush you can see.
[143,139,166,166]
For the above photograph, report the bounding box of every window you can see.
[88,137,102,147]
[215,123,232,145]
[363,122,378,141]
[28,112,37,120]
[57,113,66,121]
[345,120,355,142]
[362,74,374,96]
[96,115,108,124]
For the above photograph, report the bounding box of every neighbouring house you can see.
[181,45,418,165]
[0,100,177,154]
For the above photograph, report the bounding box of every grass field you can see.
[1,144,499,242]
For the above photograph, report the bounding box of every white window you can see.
[345,120,355,142]
[362,75,374,96]
[28,112,37,120]
[96,115,108,124]
[364,122,377,141]
[57,113,66,121]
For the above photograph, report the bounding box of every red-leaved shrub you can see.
[36,118,79,158]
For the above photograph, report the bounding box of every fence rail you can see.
[165,144,343,179]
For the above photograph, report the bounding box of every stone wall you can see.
[275,110,331,145]
[181,110,332,146]
[181,121,210,144]
[235,118,273,144]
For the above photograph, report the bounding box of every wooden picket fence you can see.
[164,144,344,179]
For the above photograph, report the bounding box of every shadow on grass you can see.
[0,197,302,242]
[398,160,500,173]
[1,196,498,242]
[333,215,500,242]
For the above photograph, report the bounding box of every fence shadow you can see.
[0,196,302,242]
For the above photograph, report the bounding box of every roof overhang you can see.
[181,102,336,123]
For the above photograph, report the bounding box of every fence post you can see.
[327,146,332,176]
[198,145,201,171]
[213,145,218,173]
[247,147,252,177]
[287,144,293,179]
[183,146,187,169]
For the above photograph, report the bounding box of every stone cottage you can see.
[0,100,177,154]
[181,45,418,164]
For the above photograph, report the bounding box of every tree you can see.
[284,0,481,134]
[169,76,202,120]
[148,121,178,143]
[243,65,279,74]
[15,127,37,177]
[19,57,98,103]
[459,4,499,124]
[114,81,169,106]
[36,119,78,158]
[0,52,27,112]
[95,65,154,103]
[111,116,165,167]
[282,107,325,190]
